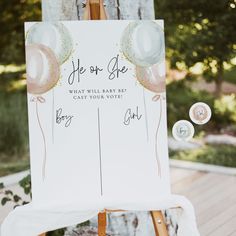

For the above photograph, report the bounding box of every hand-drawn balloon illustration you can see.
[136,65,166,94]
[121,21,165,67]
[121,21,166,178]
[26,44,60,95]
[25,22,73,180]
[26,22,73,65]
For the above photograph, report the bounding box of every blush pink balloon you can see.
[26,44,60,95]
[136,65,166,93]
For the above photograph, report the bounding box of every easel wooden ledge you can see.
[39,0,169,235]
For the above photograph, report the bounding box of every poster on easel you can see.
[25,20,170,209]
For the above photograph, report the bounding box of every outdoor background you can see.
[0,0,235,176]
[0,1,235,235]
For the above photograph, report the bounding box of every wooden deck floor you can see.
[0,167,236,235]
[171,167,236,236]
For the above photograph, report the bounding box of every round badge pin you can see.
[189,102,212,125]
[172,120,195,141]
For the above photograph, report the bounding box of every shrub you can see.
[0,91,28,157]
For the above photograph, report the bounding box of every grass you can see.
[170,144,236,167]
[0,159,29,176]
[224,66,236,85]
[0,71,30,177]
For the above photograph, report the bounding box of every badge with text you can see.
[189,102,212,125]
[172,120,195,141]
[25,21,170,208]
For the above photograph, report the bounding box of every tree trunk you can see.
[215,61,224,97]
[42,0,155,21]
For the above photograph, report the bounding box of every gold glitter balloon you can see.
[121,21,165,67]
[26,22,73,65]
[136,65,166,93]
[26,44,60,95]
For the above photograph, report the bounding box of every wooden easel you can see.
[39,0,169,235]
[96,210,168,236]
[39,210,168,236]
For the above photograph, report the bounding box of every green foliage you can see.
[0,160,30,177]
[167,80,214,129]
[0,174,30,207]
[45,223,90,236]
[5,190,13,195]
[0,182,4,189]
[223,66,236,84]
[214,94,236,124]
[0,189,26,207]
[156,0,236,90]
[0,0,41,65]
[170,144,236,167]
[0,70,25,92]
[167,80,236,132]
[0,89,29,176]
[1,197,11,206]
[77,221,90,227]
[0,189,27,207]
[0,90,28,154]
[19,174,31,195]
[46,229,66,236]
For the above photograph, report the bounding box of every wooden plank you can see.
[209,215,236,236]
[172,172,215,198]
[178,173,227,199]
[170,168,201,185]
[197,190,236,226]
[171,170,206,193]
[191,175,234,204]
[171,169,236,234]
[199,202,236,235]
[193,176,236,214]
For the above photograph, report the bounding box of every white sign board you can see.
[25,20,170,210]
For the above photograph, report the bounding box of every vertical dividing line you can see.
[142,88,149,142]
[97,107,103,196]
[52,88,55,144]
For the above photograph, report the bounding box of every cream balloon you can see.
[26,22,73,65]
[26,44,60,95]
[121,21,165,67]
[136,65,166,93]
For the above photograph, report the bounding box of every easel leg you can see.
[151,211,168,236]
[98,212,107,236]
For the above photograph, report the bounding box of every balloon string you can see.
[155,96,162,178]
[35,100,47,181]
[52,88,55,144]
[142,88,149,142]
